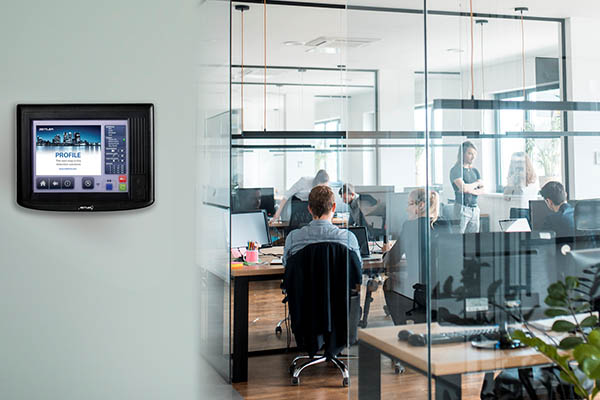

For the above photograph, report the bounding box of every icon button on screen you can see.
[119,183,127,191]
[36,177,49,189]
[62,177,74,189]
[82,177,95,189]
[49,178,61,189]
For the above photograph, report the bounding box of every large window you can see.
[494,85,562,192]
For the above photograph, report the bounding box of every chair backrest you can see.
[574,200,600,249]
[288,196,312,231]
[284,242,362,356]
[575,200,600,231]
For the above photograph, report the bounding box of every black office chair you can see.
[283,241,362,386]
[575,199,600,248]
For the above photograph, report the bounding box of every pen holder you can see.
[244,249,259,263]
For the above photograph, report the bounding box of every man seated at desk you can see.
[282,184,363,344]
[539,181,575,238]
[339,183,369,227]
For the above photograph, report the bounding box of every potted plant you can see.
[512,262,600,399]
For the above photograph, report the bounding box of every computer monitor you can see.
[529,199,577,231]
[386,192,411,239]
[232,187,275,217]
[348,226,370,258]
[432,231,556,326]
[354,185,394,239]
[231,210,271,249]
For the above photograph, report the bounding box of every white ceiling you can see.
[231,1,564,74]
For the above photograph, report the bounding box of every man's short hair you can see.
[309,185,335,218]
[540,181,567,205]
[338,183,355,196]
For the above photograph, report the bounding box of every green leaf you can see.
[548,282,567,298]
[589,330,600,348]
[552,320,576,332]
[575,303,592,313]
[559,336,584,350]
[511,330,527,341]
[545,308,570,317]
[545,296,568,308]
[566,276,579,290]
[574,344,600,365]
[581,315,599,327]
[582,358,600,378]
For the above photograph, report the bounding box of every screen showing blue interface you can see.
[32,120,129,193]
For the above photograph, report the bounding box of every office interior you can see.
[2,1,600,400]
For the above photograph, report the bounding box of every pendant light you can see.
[235,4,249,132]
[515,7,529,99]
[475,19,488,99]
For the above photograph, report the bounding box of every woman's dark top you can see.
[383,217,450,294]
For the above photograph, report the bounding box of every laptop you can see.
[348,226,379,260]
[498,218,532,233]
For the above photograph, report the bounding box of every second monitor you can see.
[232,187,276,217]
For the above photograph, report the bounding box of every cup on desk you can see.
[244,249,259,263]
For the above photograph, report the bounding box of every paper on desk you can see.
[528,312,598,332]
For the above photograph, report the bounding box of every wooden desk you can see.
[358,323,552,400]
[231,246,384,383]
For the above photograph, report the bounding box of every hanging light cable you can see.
[263,0,267,131]
[469,0,475,100]
[235,5,250,133]
[476,19,488,99]
[515,7,529,99]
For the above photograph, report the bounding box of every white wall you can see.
[0,1,217,399]
[566,17,600,200]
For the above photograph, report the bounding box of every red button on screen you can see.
[118,175,127,183]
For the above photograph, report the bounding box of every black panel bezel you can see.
[17,104,154,211]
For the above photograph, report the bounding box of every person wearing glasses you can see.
[450,141,484,233]
[381,188,449,324]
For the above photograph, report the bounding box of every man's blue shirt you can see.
[542,202,575,238]
[282,219,362,266]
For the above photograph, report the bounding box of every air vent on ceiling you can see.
[304,36,379,49]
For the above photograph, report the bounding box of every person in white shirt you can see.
[503,152,539,208]
[270,169,329,223]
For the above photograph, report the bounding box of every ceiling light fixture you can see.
[515,7,529,99]
[476,19,488,99]
[234,4,250,132]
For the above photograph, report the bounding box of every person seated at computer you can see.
[450,141,485,233]
[282,184,362,345]
[282,184,361,266]
[503,152,539,206]
[270,169,329,224]
[239,188,262,211]
[339,183,370,228]
[381,189,449,325]
[539,181,575,238]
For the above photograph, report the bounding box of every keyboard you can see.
[402,327,501,346]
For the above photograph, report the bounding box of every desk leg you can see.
[232,276,249,383]
[358,341,381,400]
[435,374,461,400]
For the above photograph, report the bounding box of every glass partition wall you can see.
[228,0,600,398]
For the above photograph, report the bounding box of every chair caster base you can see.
[342,377,349,387]
[275,326,282,334]
[291,376,299,385]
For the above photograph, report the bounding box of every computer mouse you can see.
[397,329,413,341]
[407,333,427,347]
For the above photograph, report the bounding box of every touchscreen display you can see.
[32,120,128,193]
